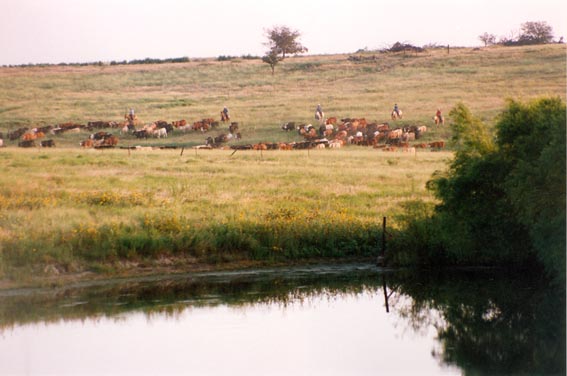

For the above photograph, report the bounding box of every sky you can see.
[0,0,565,65]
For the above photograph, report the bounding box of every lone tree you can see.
[262,50,282,75]
[264,25,308,59]
[479,32,496,47]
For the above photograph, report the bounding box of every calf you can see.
[153,128,167,138]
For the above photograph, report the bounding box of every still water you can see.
[0,265,564,375]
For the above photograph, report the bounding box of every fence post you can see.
[377,216,387,266]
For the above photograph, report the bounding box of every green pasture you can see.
[0,44,565,282]
[0,147,449,279]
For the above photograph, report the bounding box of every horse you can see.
[220,111,230,122]
[315,111,325,124]
[391,110,403,120]
[434,115,444,125]
[125,113,140,127]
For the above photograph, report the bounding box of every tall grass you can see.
[0,148,448,278]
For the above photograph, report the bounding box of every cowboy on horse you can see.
[221,106,230,122]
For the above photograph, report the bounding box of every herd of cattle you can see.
[0,115,445,152]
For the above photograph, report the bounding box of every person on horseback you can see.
[393,104,400,117]
[222,106,230,121]
[128,108,135,120]
[436,108,442,120]
[315,104,323,120]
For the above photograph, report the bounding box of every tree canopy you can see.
[264,25,308,59]
[427,97,565,283]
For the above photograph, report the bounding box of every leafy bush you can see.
[424,98,565,282]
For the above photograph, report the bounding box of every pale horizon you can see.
[1,0,566,65]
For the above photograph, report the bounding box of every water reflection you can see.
[0,265,564,375]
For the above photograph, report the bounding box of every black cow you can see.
[40,139,55,147]
[281,122,295,131]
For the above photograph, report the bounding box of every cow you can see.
[40,139,55,147]
[18,140,36,148]
[388,128,403,139]
[8,127,28,141]
[95,135,118,148]
[402,131,416,142]
[206,134,229,146]
[90,131,112,140]
[328,140,343,148]
[87,121,114,129]
[178,124,192,133]
[298,124,317,139]
[153,128,167,138]
[133,130,149,139]
[429,141,445,150]
[229,122,239,135]
[325,117,337,125]
[281,122,296,131]
[80,139,94,148]
[192,121,209,132]
[172,119,187,128]
[22,132,37,141]
[0,139,3,147]
[253,143,268,150]
[278,142,293,150]
[319,123,334,137]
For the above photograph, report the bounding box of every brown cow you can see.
[172,119,187,128]
[325,117,337,125]
[428,141,445,149]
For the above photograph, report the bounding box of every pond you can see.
[0,264,564,375]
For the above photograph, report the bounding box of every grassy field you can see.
[0,44,565,285]
[1,44,564,146]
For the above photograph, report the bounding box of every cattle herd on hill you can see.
[0,114,445,152]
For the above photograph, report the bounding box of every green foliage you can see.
[264,25,308,59]
[388,200,448,267]
[425,98,565,282]
[497,97,566,283]
[448,103,495,159]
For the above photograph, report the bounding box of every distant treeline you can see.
[2,54,263,68]
[2,56,191,68]
[217,54,261,61]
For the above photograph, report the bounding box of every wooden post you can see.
[377,216,387,266]
[382,275,390,313]
[180,147,184,156]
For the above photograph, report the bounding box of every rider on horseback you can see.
[315,104,323,120]
[221,106,230,122]
[393,104,400,117]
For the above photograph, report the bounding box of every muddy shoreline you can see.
[0,257,379,295]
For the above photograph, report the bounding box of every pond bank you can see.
[0,256,378,292]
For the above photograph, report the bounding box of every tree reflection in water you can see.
[0,266,564,374]
[390,270,566,375]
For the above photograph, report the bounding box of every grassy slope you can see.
[0,44,564,285]
[1,44,564,145]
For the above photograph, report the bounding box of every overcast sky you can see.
[1,0,565,65]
